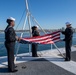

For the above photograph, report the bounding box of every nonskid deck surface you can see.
[0,46,76,75]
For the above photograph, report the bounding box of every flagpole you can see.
[25,0,32,55]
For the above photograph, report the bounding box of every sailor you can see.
[61,22,73,61]
[31,26,40,57]
[4,17,20,72]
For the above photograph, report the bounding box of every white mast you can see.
[25,0,32,55]
[26,0,32,37]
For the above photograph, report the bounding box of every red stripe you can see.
[53,37,60,41]
[52,34,60,38]
[40,40,54,44]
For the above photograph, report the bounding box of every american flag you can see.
[20,31,61,44]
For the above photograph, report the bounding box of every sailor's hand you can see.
[16,36,19,41]
[16,36,21,42]
[60,38,65,41]
[18,37,22,42]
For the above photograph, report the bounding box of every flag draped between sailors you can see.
[20,31,60,44]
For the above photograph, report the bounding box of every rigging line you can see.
[31,16,36,26]
[15,9,26,30]
[53,43,65,58]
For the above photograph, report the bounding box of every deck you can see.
[0,46,76,75]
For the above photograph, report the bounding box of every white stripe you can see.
[44,39,60,44]
[52,36,60,40]
[53,39,60,42]
[33,39,52,43]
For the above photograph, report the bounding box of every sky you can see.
[0,0,76,30]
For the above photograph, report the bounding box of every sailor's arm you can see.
[61,31,65,35]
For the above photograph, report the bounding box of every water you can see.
[0,32,76,57]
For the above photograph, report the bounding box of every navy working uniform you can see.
[62,26,73,61]
[32,26,40,57]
